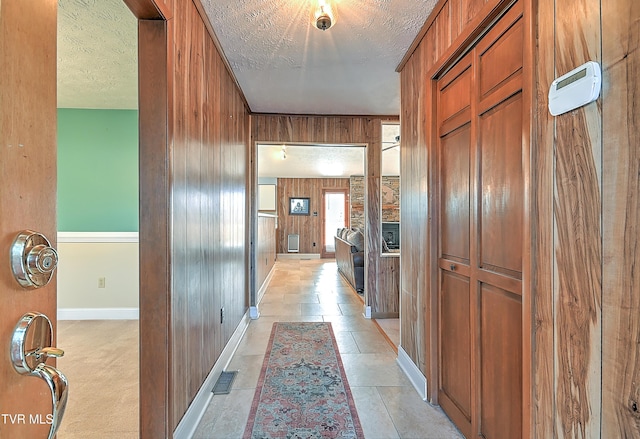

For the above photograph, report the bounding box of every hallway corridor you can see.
[193,259,461,438]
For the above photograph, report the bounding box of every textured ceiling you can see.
[56,0,438,114]
[56,1,415,175]
[201,0,438,115]
[57,0,138,109]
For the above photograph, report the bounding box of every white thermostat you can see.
[548,61,601,116]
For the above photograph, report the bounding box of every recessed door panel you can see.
[480,283,523,439]
[440,272,472,419]
[439,66,472,125]
[478,17,524,98]
[479,92,524,277]
[440,124,471,264]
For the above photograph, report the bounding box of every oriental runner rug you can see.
[243,322,364,439]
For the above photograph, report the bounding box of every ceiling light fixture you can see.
[314,0,335,31]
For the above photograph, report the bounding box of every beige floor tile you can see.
[192,388,255,439]
[322,314,377,332]
[375,319,400,348]
[351,387,400,439]
[377,387,463,439]
[301,302,343,316]
[351,330,396,354]
[340,353,411,387]
[282,293,320,303]
[318,292,363,305]
[258,302,302,316]
[227,354,264,389]
[260,293,285,303]
[333,330,362,354]
[339,302,366,315]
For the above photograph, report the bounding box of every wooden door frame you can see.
[321,188,350,258]
[122,1,172,438]
[424,0,534,437]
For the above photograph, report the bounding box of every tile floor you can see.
[194,259,462,439]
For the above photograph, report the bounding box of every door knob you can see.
[10,230,58,289]
[10,312,68,439]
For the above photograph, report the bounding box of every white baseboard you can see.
[276,253,320,260]
[58,307,139,320]
[257,264,276,305]
[397,346,428,401]
[173,310,251,439]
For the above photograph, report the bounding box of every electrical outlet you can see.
[220,307,225,324]
[98,277,106,288]
[313,242,316,247]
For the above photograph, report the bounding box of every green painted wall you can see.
[57,109,138,232]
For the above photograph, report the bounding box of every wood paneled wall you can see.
[534,0,640,437]
[601,2,640,436]
[257,214,276,293]
[137,0,249,436]
[400,0,640,436]
[275,178,350,254]
[251,114,398,315]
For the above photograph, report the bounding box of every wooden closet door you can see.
[436,2,524,438]
[437,54,474,439]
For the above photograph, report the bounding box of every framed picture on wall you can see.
[289,197,310,215]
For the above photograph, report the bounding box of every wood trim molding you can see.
[57,232,139,243]
[58,308,139,320]
[123,0,165,20]
[137,17,171,439]
[251,112,400,119]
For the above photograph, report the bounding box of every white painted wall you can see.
[56,232,138,319]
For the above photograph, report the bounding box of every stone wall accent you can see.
[381,176,400,222]
[350,175,400,229]
[349,176,365,230]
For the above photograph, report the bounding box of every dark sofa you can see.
[334,228,365,294]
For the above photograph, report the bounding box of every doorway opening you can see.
[321,189,350,258]
[56,0,140,437]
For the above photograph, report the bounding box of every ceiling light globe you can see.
[316,13,332,31]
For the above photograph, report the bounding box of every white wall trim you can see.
[276,253,320,260]
[257,264,276,305]
[174,310,252,439]
[397,346,428,401]
[57,231,139,243]
[58,307,139,320]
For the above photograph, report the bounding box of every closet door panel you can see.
[478,92,524,278]
[480,283,523,438]
[440,124,472,264]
